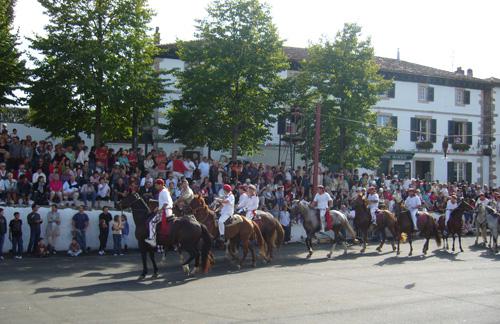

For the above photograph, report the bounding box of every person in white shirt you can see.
[367,186,380,225]
[198,157,210,180]
[244,185,259,220]
[63,175,80,205]
[445,195,458,225]
[32,168,46,184]
[404,188,421,231]
[236,185,249,214]
[96,178,111,207]
[475,193,490,207]
[216,184,235,239]
[183,157,196,181]
[145,179,173,247]
[310,185,332,232]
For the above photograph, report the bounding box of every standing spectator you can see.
[98,207,112,255]
[0,208,6,260]
[198,156,210,180]
[80,180,97,209]
[184,156,196,182]
[111,215,123,256]
[9,212,23,259]
[121,214,129,253]
[45,204,61,254]
[279,204,291,244]
[72,206,89,253]
[27,204,42,254]
[67,237,82,257]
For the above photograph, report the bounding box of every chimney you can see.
[466,68,473,77]
[455,67,464,75]
[397,48,400,61]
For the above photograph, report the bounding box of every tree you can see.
[298,23,396,170]
[28,0,165,146]
[0,0,26,107]
[165,0,289,161]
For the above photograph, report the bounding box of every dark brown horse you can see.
[189,195,219,238]
[373,209,397,253]
[253,210,285,262]
[416,211,442,255]
[438,200,474,252]
[120,193,213,278]
[351,194,371,253]
[223,214,268,268]
[393,201,414,256]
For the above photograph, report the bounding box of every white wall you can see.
[1,207,135,253]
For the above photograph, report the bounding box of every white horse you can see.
[474,204,488,246]
[484,206,499,253]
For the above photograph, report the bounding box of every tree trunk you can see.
[207,144,212,160]
[339,119,346,169]
[231,126,239,162]
[94,99,102,147]
[132,105,138,152]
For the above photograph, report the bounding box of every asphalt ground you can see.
[1,236,499,324]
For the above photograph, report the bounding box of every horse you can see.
[119,193,213,279]
[393,201,414,256]
[223,214,268,268]
[351,194,372,253]
[189,195,219,238]
[290,200,358,258]
[474,204,489,246]
[253,210,285,262]
[416,210,442,255]
[326,209,358,258]
[484,205,499,253]
[289,200,321,258]
[437,200,473,252]
[373,209,398,253]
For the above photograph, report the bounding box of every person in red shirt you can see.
[49,173,63,203]
[171,155,187,179]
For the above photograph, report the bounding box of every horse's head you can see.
[118,192,142,210]
[459,199,474,212]
[190,195,204,209]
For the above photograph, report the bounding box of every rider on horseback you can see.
[236,184,249,214]
[175,179,194,212]
[367,186,379,225]
[444,194,458,235]
[216,184,235,240]
[242,185,259,220]
[145,179,173,247]
[404,187,421,232]
[310,185,332,232]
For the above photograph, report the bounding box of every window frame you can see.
[416,118,431,142]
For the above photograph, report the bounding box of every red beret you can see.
[155,179,165,186]
[223,184,232,192]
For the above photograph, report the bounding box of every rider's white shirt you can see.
[367,193,379,209]
[405,195,421,210]
[221,193,235,216]
[237,193,249,210]
[245,195,259,213]
[158,187,173,209]
[475,198,490,207]
[446,200,458,211]
[313,192,332,209]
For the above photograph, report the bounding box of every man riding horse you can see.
[145,179,173,248]
[239,184,259,220]
[215,184,235,241]
[175,179,194,213]
[310,185,332,232]
[404,187,421,232]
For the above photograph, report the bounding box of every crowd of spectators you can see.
[1,124,500,260]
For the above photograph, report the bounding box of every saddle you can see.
[417,212,429,227]
[225,214,244,228]
[157,210,174,243]
[375,211,384,225]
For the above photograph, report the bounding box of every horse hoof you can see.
[376,248,382,252]
[236,264,241,270]
[396,251,400,256]
[182,265,190,275]
[151,273,159,279]
[306,252,313,259]
[138,274,146,281]
[460,249,464,253]
[360,249,365,253]
[327,253,332,259]
[408,252,412,256]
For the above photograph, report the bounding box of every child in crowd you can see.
[111,215,123,256]
[67,237,82,257]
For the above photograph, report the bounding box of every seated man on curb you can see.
[145,179,173,248]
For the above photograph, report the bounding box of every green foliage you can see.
[28,0,165,145]
[0,0,26,107]
[165,0,289,159]
[296,23,396,169]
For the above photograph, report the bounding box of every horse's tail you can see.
[200,224,213,273]
[344,219,357,242]
[274,218,285,250]
[252,221,267,258]
[433,220,442,247]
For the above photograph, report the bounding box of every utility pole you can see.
[312,103,321,195]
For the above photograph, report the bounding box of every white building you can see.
[153,45,499,185]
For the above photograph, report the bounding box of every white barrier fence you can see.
[1,206,136,253]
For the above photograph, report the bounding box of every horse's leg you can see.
[458,233,464,253]
[482,225,488,245]
[396,234,400,256]
[327,236,336,259]
[149,250,158,278]
[139,250,148,280]
[452,233,456,252]
[408,233,413,256]
[475,225,479,245]
[249,242,256,268]
[360,229,368,253]
[423,237,429,255]
[178,248,190,275]
[240,239,249,268]
[306,235,313,258]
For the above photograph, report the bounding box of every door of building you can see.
[415,160,432,181]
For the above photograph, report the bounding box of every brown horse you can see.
[253,210,284,262]
[351,194,372,253]
[120,193,213,278]
[416,211,442,255]
[438,200,473,252]
[393,201,414,256]
[373,209,397,253]
[189,195,219,238]
[224,214,268,268]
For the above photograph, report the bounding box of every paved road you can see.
[1,236,499,324]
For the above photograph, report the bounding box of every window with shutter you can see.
[466,162,472,183]
[430,119,437,143]
[447,161,456,183]
[388,84,395,98]
[466,122,472,145]
[448,120,455,143]
[410,117,417,142]
[391,116,398,140]
[464,90,470,105]
[427,87,434,102]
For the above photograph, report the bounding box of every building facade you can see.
[153,45,498,185]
